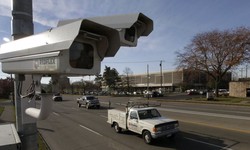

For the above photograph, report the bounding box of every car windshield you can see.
[86,96,96,100]
[54,93,60,96]
[138,109,161,119]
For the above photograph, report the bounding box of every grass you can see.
[0,99,6,116]
[188,96,250,106]
[0,98,49,149]
[0,106,4,116]
[38,132,50,150]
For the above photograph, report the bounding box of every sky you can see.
[1,0,250,82]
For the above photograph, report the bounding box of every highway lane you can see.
[37,96,250,150]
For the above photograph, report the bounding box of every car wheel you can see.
[114,122,121,133]
[143,130,153,144]
[97,105,100,109]
[168,133,176,139]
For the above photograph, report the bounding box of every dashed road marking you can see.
[79,124,103,136]
[100,115,108,119]
[53,112,60,116]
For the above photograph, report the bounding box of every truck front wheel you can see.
[143,130,153,144]
[86,103,89,109]
[114,123,121,133]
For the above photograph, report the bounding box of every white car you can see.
[53,93,63,101]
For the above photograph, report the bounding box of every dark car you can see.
[143,91,163,98]
[152,91,163,97]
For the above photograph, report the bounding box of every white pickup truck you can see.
[107,102,179,144]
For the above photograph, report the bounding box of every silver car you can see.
[53,93,63,101]
[77,95,100,109]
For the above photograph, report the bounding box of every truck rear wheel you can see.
[114,123,121,133]
[143,130,153,144]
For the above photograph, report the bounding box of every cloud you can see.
[0,0,11,17]
[32,0,95,27]
[0,30,8,34]
[0,63,10,79]
[3,37,10,42]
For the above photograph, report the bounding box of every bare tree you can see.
[176,27,250,96]
[123,67,133,93]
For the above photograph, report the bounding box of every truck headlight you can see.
[153,127,162,133]
[152,127,157,132]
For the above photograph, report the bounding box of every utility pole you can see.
[12,0,38,149]
[147,64,149,100]
[240,68,244,78]
[160,60,163,90]
[246,65,248,78]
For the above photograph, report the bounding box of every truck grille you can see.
[155,121,178,131]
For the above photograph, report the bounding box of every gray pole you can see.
[246,65,248,78]
[12,0,38,149]
[147,64,149,100]
[160,60,162,90]
[12,0,34,40]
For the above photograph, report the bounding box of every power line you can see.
[104,60,170,64]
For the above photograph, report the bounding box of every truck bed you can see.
[107,109,127,129]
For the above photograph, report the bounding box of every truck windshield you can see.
[138,109,161,119]
[86,96,95,100]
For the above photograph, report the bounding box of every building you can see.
[121,69,220,93]
[229,78,250,98]
[100,69,232,94]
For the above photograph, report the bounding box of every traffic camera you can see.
[59,13,153,47]
[0,19,120,75]
[0,13,153,75]
[0,13,153,120]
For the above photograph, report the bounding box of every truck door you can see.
[127,111,140,134]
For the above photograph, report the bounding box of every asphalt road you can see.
[37,95,250,150]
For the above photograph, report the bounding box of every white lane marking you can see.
[100,102,110,105]
[53,112,60,116]
[71,108,78,111]
[100,115,108,119]
[185,137,233,150]
[162,105,250,115]
[79,124,103,136]
[158,108,250,121]
[115,103,126,106]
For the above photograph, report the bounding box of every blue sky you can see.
[1,0,250,81]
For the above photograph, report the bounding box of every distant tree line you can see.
[58,66,133,95]
[0,77,13,99]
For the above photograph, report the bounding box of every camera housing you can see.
[58,13,153,47]
[0,19,120,75]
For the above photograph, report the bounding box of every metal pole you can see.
[246,65,248,78]
[160,60,163,90]
[147,64,149,100]
[12,0,38,149]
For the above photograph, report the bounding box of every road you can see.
[37,95,250,150]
